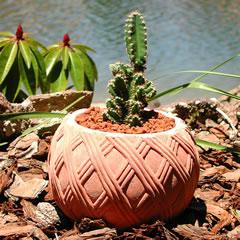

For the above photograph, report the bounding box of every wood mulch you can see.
[0,89,240,239]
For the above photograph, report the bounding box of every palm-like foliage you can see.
[0,24,46,102]
[44,34,98,93]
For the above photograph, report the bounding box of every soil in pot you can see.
[76,107,175,134]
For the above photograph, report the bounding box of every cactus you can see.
[103,11,156,126]
[125,11,147,71]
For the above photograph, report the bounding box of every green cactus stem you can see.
[125,11,147,71]
[103,63,156,126]
[103,11,156,127]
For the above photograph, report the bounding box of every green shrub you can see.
[44,33,98,93]
[0,24,46,102]
[0,26,98,102]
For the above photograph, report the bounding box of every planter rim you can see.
[65,108,186,138]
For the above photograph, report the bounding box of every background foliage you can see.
[0,25,97,102]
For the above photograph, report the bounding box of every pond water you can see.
[0,0,240,103]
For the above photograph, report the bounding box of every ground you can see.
[0,89,239,239]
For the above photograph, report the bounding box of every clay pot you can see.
[48,108,199,228]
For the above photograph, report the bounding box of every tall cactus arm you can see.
[125,11,147,70]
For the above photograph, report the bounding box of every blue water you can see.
[0,0,240,103]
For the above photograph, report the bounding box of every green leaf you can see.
[62,46,69,70]
[190,54,239,82]
[48,61,64,91]
[151,52,240,102]
[0,32,14,37]
[18,50,37,96]
[18,53,33,95]
[48,61,62,83]
[1,58,21,102]
[50,67,68,92]
[0,38,10,42]
[0,111,66,121]
[181,70,240,79]
[47,44,59,50]
[30,47,48,93]
[30,51,39,93]
[31,47,46,75]
[21,119,50,137]
[45,48,61,75]
[28,66,37,95]
[69,50,84,90]
[151,81,240,102]
[0,42,18,84]
[12,75,21,101]
[0,39,11,48]
[26,37,47,51]
[86,54,98,84]
[20,95,85,137]
[19,40,32,69]
[15,89,28,102]
[152,54,240,84]
[63,95,85,112]
[150,83,190,101]
[44,46,60,56]
[0,142,8,147]
[77,51,97,90]
[189,81,240,100]
[73,44,96,53]
[196,139,240,155]
[196,139,227,151]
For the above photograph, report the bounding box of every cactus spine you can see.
[103,11,156,126]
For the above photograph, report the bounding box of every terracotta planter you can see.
[48,109,199,228]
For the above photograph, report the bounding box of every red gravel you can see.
[76,107,175,134]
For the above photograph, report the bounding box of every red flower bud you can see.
[63,33,70,47]
[16,24,24,40]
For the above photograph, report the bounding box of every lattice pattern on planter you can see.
[48,117,199,228]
